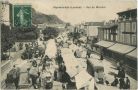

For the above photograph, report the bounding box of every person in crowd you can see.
[5,73,13,88]
[59,62,66,82]
[62,71,71,89]
[46,59,51,69]
[100,54,103,60]
[86,49,91,58]
[27,68,31,84]
[36,72,41,88]
[5,65,20,89]
[119,78,125,89]
[32,59,37,67]
[42,65,46,72]
[117,67,125,78]
[94,70,99,83]
[98,71,105,84]
[105,80,110,86]
[56,54,63,66]
[12,65,21,89]
[99,48,104,60]
[111,75,119,87]
[124,77,130,89]
[61,62,66,72]
[54,69,58,81]
[42,55,48,71]
[74,51,77,58]
[94,84,98,90]
[116,61,120,70]
[29,63,39,89]
[103,74,109,85]
[58,64,62,81]
[19,43,23,50]
[31,75,38,89]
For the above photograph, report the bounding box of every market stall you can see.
[44,39,57,59]
[75,70,94,90]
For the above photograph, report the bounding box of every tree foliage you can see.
[42,27,59,41]
[1,24,16,52]
[14,25,39,40]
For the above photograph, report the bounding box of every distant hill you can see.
[32,8,64,24]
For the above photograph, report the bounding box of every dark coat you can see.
[62,72,71,83]
[111,78,118,86]
[118,69,125,78]
[119,78,125,89]
[57,55,63,64]
[59,64,66,72]
[124,78,130,89]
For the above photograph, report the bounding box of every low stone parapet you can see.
[1,60,13,88]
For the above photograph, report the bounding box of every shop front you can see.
[107,43,135,62]
[125,49,137,79]
[107,43,136,79]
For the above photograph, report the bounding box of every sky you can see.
[2,0,137,25]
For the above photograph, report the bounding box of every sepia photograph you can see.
[0,0,137,90]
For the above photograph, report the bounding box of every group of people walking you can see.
[27,54,57,89]
[107,65,130,89]
[26,46,70,89]
[72,38,131,90]
[5,65,20,89]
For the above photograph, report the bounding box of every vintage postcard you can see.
[0,0,137,90]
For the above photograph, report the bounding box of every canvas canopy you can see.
[75,70,94,90]
[126,48,137,60]
[95,40,115,48]
[108,43,135,54]
[45,39,57,58]
[62,54,80,77]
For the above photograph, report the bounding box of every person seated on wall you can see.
[111,75,119,87]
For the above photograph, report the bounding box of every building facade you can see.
[98,20,118,42]
[96,9,137,79]
[117,9,137,46]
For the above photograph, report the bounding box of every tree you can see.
[1,24,16,52]
[1,24,16,60]
[42,27,59,41]
[14,25,39,40]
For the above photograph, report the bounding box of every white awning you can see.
[75,70,94,90]
[45,39,57,58]
[108,43,135,54]
[62,54,80,78]
[126,48,137,59]
[95,40,115,48]
[62,51,86,78]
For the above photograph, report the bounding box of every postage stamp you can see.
[12,5,32,27]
